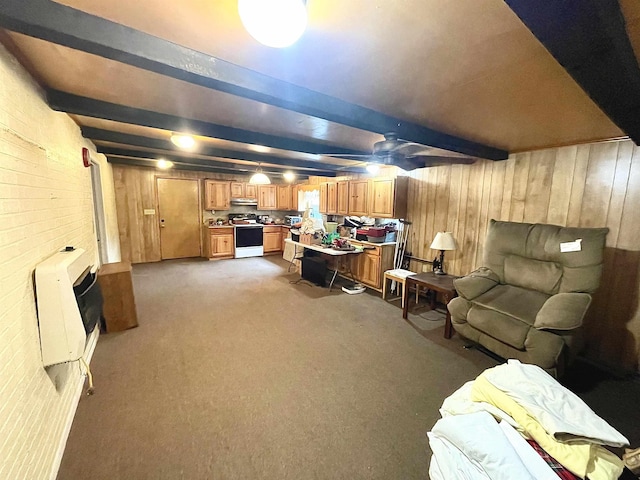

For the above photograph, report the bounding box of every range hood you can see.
[230,197,258,206]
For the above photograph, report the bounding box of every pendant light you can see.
[238,0,308,48]
[249,165,271,185]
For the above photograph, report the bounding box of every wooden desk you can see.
[284,239,362,291]
[97,262,138,332]
[402,272,458,338]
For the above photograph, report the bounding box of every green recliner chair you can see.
[448,220,608,377]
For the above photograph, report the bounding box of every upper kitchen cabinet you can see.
[277,185,293,211]
[337,181,349,215]
[319,182,338,215]
[348,180,369,216]
[231,182,257,199]
[204,180,231,210]
[258,185,277,210]
[370,177,409,218]
[319,183,328,213]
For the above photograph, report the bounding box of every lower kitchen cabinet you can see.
[263,225,282,254]
[207,227,234,259]
[341,241,396,291]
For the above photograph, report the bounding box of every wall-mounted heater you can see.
[35,247,103,367]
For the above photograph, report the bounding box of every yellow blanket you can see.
[471,375,623,480]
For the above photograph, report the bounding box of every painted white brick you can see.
[0,42,112,480]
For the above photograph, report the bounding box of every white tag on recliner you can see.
[560,239,582,252]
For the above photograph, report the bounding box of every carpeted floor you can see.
[57,257,640,479]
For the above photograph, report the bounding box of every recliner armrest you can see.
[534,293,592,331]
[453,267,500,300]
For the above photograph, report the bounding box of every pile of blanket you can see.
[428,360,629,479]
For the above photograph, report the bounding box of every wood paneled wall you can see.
[113,166,239,264]
[406,139,640,373]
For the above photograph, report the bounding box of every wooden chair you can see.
[382,269,416,308]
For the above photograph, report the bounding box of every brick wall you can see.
[0,44,114,479]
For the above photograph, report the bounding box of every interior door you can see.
[157,178,201,259]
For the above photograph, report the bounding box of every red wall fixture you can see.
[82,147,92,167]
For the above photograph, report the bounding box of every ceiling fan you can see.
[326,133,477,171]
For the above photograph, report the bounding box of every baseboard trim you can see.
[48,328,100,480]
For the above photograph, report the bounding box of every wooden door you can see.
[205,180,230,210]
[157,178,201,259]
[337,181,349,215]
[370,178,394,218]
[327,182,338,214]
[349,180,369,216]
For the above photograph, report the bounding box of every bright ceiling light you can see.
[283,171,296,182]
[170,133,196,150]
[248,144,272,153]
[238,0,308,48]
[249,165,271,185]
[157,159,173,169]
[366,163,380,175]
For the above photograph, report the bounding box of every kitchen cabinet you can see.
[230,182,258,199]
[319,182,338,214]
[348,180,369,216]
[258,185,277,210]
[204,180,231,210]
[207,226,234,259]
[277,185,293,210]
[319,183,328,213]
[337,181,349,215]
[263,225,282,253]
[339,240,396,291]
[326,182,338,214]
[370,176,409,218]
[230,182,244,198]
[245,183,257,199]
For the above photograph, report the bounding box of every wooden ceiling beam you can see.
[83,127,366,173]
[49,90,364,157]
[505,0,640,145]
[106,156,312,178]
[99,147,338,177]
[0,0,508,160]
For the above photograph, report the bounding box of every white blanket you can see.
[483,360,629,447]
[428,411,538,480]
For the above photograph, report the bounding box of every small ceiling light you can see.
[366,163,380,175]
[157,159,173,169]
[283,171,296,182]
[249,165,271,185]
[248,144,272,154]
[238,0,308,48]
[170,133,196,150]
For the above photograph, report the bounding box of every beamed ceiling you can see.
[1,0,640,177]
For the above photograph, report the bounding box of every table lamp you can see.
[430,232,457,275]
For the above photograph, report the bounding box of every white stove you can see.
[232,217,264,258]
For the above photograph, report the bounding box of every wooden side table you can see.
[402,272,458,338]
[97,262,139,332]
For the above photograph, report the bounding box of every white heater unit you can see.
[35,247,98,367]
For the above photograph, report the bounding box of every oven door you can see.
[235,226,264,248]
[234,226,264,258]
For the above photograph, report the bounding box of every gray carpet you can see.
[57,257,639,479]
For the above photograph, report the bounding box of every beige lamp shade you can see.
[430,232,457,251]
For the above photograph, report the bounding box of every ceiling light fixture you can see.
[170,133,196,150]
[238,0,308,48]
[157,159,173,169]
[283,171,296,182]
[249,165,271,185]
[366,163,380,175]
